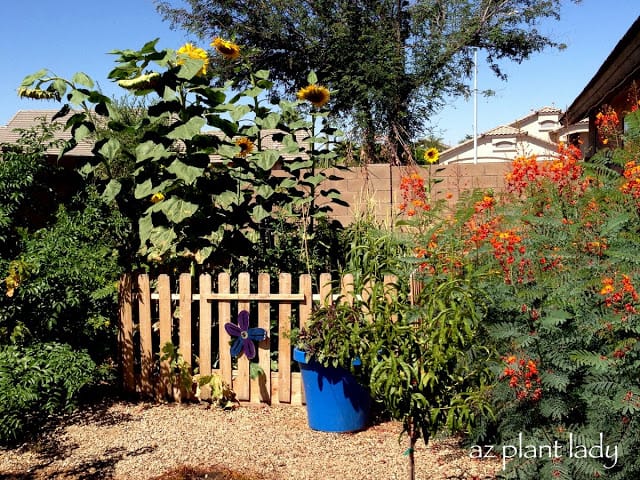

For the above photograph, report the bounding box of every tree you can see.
[155,0,578,163]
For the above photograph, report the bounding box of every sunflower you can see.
[176,43,209,76]
[235,137,255,157]
[211,37,241,60]
[424,147,439,164]
[150,192,165,204]
[296,85,330,108]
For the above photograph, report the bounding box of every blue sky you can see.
[1,0,639,146]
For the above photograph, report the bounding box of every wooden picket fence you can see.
[118,272,397,405]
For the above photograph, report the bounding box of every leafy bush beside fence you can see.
[0,342,97,445]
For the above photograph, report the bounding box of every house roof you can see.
[0,109,94,157]
[483,125,523,136]
[0,109,310,161]
[440,106,561,159]
[564,15,640,125]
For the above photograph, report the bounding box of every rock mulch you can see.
[0,401,501,479]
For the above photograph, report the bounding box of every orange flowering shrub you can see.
[506,142,583,198]
[595,104,621,147]
[620,160,640,200]
[399,173,430,216]
[501,355,542,402]
[600,274,639,313]
[468,116,640,478]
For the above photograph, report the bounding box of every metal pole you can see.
[473,47,478,164]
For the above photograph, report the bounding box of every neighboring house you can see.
[0,110,93,165]
[440,106,589,165]
[563,15,640,157]
[0,109,310,163]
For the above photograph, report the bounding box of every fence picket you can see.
[179,274,192,369]
[341,273,354,304]
[138,274,153,396]
[218,273,233,388]
[199,274,212,401]
[236,273,251,401]
[278,273,292,404]
[158,274,172,399]
[118,274,135,394]
[319,272,332,307]
[256,273,271,403]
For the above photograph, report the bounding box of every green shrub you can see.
[0,342,97,445]
[0,189,127,358]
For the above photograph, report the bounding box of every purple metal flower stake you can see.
[224,310,267,360]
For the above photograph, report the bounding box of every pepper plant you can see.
[18,38,343,269]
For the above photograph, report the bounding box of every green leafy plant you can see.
[193,373,238,409]
[368,273,494,480]
[160,341,194,401]
[0,342,97,445]
[18,39,344,273]
[294,301,372,372]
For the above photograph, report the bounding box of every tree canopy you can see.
[155,0,579,163]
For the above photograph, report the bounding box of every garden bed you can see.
[0,400,500,479]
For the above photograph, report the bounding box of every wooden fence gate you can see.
[118,272,395,405]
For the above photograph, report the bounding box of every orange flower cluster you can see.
[595,105,620,146]
[584,237,608,256]
[600,274,639,314]
[505,155,540,196]
[465,194,500,246]
[538,253,562,272]
[505,143,583,197]
[474,195,495,213]
[502,355,542,401]
[489,230,531,283]
[620,160,640,199]
[399,173,430,216]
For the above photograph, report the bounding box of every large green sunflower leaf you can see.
[251,205,270,223]
[135,141,173,163]
[167,116,205,140]
[253,150,280,170]
[167,159,203,185]
[156,197,199,224]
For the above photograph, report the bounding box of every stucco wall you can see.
[319,162,513,226]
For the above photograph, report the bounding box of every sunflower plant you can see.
[17,38,344,270]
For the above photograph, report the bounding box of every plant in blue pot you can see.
[293,301,373,433]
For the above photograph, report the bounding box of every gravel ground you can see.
[0,401,501,480]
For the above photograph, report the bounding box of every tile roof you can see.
[0,109,94,157]
[0,109,310,162]
[482,125,523,136]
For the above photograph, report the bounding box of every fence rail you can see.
[118,272,397,405]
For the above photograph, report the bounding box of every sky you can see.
[1,0,639,147]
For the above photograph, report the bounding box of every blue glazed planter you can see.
[294,347,371,432]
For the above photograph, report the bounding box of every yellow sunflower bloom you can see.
[177,43,209,75]
[211,37,241,60]
[424,147,439,164]
[296,85,330,108]
[235,137,255,157]
[150,192,165,204]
